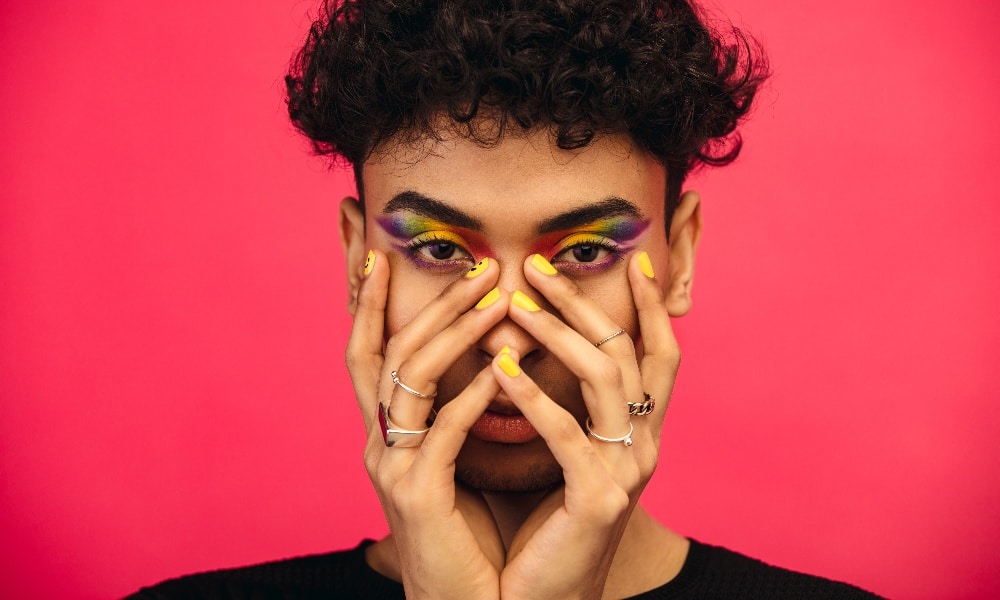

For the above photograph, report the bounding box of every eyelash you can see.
[551,234,626,271]
[400,231,626,274]
[402,231,474,270]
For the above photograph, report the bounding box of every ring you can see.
[586,418,634,447]
[378,401,437,447]
[628,393,656,416]
[593,328,626,347]
[391,370,436,399]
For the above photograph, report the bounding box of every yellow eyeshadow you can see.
[411,230,467,246]
[553,232,613,252]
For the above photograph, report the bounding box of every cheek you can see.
[576,276,639,335]
[383,259,451,336]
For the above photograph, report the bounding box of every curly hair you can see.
[286,0,768,215]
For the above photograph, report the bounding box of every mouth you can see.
[468,397,539,444]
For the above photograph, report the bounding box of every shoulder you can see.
[629,539,884,600]
[123,540,404,600]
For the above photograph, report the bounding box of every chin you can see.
[454,439,565,493]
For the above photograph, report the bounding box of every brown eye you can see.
[572,245,600,262]
[427,242,456,260]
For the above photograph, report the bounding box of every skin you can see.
[338,126,703,598]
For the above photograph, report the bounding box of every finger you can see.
[401,366,499,480]
[383,257,499,364]
[491,352,634,471]
[386,286,508,429]
[628,251,681,439]
[507,289,632,436]
[376,257,499,421]
[522,254,635,359]
[521,253,644,421]
[346,249,390,428]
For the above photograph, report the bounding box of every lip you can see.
[470,408,539,444]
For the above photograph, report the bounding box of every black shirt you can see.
[127,538,883,599]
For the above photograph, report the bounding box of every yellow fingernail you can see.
[476,287,500,309]
[511,290,540,312]
[363,250,375,276]
[638,251,655,279]
[530,253,557,275]
[466,257,490,278]
[498,345,511,356]
[498,353,521,377]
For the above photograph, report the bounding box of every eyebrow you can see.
[381,191,645,233]
[536,197,645,233]
[382,191,483,230]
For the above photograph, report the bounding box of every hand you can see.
[492,252,681,599]
[346,251,509,600]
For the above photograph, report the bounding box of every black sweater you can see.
[127,538,882,599]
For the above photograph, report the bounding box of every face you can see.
[343,127,689,493]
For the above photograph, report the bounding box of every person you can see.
[128,0,881,597]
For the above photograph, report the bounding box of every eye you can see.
[421,240,461,261]
[552,234,620,265]
[568,244,605,263]
[405,231,473,264]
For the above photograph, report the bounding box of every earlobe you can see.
[665,190,703,317]
[338,196,366,315]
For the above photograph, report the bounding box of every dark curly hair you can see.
[286,0,767,218]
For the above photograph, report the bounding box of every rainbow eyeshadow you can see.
[579,216,650,241]
[519,216,650,274]
[531,217,650,270]
[376,213,492,270]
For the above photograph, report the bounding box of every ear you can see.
[665,190,703,317]
[338,196,366,315]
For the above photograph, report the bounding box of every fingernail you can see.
[498,345,511,356]
[476,287,501,309]
[511,290,540,312]
[466,257,490,278]
[363,250,375,276]
[498,353,521,377]
[530,253,557,275]
[638,251,655,279]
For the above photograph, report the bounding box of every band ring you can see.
[586,418,634,447]
[628,393,656,416]
[593,328,626,348]
[378,401,437,447]
[391,370,436,399]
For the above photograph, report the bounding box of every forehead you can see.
[362,128,667,228]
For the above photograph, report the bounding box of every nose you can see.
[476,254,545,360]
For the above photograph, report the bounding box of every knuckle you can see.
[559,279,585,302]
[383,336,403,361]
[602,486,631,516]
[578,481,630,522]
[666,345,682,370]
[363,448,379,480]
[554,415,584,444]
[430,404,457,432]
[389,479,422,514]
[594,356,623,387]
[617,462,643,492]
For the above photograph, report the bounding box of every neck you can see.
[482,490,549,549]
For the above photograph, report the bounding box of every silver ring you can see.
[391,370,436,399]
[378,401,437,447]
[586,418,634,447]
[628,393,656,416]
[593,328,626,347]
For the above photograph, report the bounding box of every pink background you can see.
[2,1,998,598]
